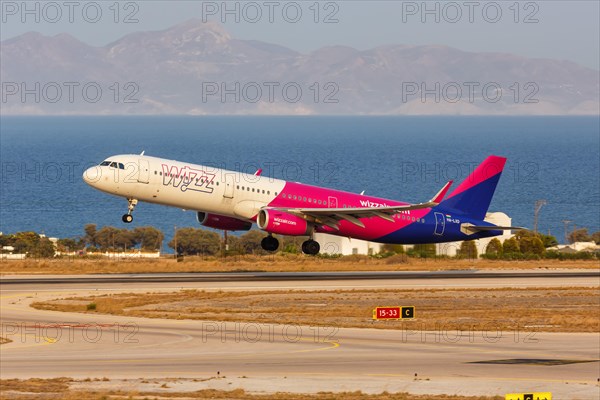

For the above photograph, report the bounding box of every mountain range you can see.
[1,19,598,115]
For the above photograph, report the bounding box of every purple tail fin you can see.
[439,155,507,220]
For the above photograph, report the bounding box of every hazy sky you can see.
[1,1,599,69]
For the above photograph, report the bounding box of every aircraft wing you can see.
[272,181,453,230]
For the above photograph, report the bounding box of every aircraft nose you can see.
[83,166,101,186]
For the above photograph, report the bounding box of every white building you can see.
[547,241,600,253]
[314,233,383,256]
[1,245,25,260]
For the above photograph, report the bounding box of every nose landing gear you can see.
[122,198,138,224]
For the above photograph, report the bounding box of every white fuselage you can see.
[84,154,285,221]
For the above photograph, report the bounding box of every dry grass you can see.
[0,378,503,400]
[32,287,600,332]
[1,255,598,275]
[0,377,72,395]
[40,392,502,400]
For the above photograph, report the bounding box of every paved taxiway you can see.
[1,271,599,398]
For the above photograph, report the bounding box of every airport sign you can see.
[505,393,552,400]
[373,306,415,320]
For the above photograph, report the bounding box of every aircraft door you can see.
[223,175,234,198]
[434,212,445,235]
[328,196,338,208]
[138,159,150,184]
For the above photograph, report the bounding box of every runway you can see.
[2,269,599,285]
[1,271,599,398]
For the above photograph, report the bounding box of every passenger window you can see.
[303,197,307,201]
[268,191,270,195]
[282,194,286,198]
[308,198,312,203]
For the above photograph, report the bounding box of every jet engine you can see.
[197,212,252,231]
[256,208,312,236]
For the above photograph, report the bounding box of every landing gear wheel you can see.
[261,235,279,252]
[122,198,138,224]
[302,239,320,255]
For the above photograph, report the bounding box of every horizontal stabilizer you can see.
[461,223,527,235]
[470,226,526,231]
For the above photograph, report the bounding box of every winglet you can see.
[430,181,453,204]
[254,168,263,176]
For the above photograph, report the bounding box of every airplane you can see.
[83,154,522,255]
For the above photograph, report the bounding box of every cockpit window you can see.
[100,160,125,169]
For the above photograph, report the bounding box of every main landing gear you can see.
[261,235,279,252]
[261,235,320,255]
[301,239,320,256]
[122,198,138,224]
